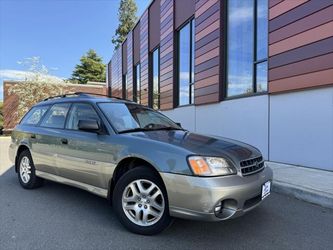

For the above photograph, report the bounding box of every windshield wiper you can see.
[118,126,184,134]
[118,128,151,134]
[149,126,184,131]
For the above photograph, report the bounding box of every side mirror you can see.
[78,119,100,133]
[175,122,182,127]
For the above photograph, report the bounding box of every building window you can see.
[178,19,195,106]
[226,0,268,97]
[122,74,127,99]
[126,74,132,100]
[134,64,141,104]
[151,48,160,110]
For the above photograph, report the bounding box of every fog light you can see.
[214,203,222,213]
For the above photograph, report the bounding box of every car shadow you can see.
[1,166,267,237]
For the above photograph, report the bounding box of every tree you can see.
[112,0,138,49]
[9,57,70,123]
[71,49,106,84]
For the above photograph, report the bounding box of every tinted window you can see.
[40,103,71,129]
[21,106,49,125]
[66,103,100,130]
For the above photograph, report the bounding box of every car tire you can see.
[113,166,172,235]
[17,149,43,189]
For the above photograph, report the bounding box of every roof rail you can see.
[74,92,133,102]
[43,92,133,102]
[43,93,79,101]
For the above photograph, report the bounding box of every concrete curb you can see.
[272,180,333,209]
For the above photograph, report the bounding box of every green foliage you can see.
[71,49,106,84]
[112,0,138,49]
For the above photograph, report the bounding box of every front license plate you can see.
[261,181,271,200]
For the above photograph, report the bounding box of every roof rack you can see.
[43,92,132,102]
[43,93,79,101]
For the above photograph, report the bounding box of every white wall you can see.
[162,95,269,159]
[195,95,269,159]
[269,87,333,171]
[163,105,196,132]
[162,89,333,171]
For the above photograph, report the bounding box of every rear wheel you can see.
[17,149,43,189]
[113,166,172,235]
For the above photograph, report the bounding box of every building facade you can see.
[107,0,333,171]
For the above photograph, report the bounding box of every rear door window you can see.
[40,103,71,129]
[20,106,50,126]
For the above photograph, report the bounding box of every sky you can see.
[0,0,149,101]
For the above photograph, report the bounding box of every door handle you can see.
[61,138,68,144]
[30,134,36,139]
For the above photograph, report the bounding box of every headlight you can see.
[188,156,237,176]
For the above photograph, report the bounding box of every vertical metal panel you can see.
[159,0,174,110]
[111,48,122,98]
[194,0,221,105]
[122,39,128,74]
[133,22,141,65]
[175,0,195,29]
[140,10,149,106]
[127,31,134,100]
[149,0,161,51]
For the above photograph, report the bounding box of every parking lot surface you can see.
[1,165,332,250]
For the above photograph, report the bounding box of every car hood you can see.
[127,130,261,164]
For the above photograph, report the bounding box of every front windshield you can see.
[98,102,182,133]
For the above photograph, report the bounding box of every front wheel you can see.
[113,166,172,235]
[17,149,43,189]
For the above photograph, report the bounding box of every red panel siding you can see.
[127,31,134,100]
[175,0,195,29]
[149,0,161,51]
[122,39,128,74]
[268,0,333,93]
[133,22,141,65]
[159,0,174,110]
[111,48,122,98]
[140,10,149,106]
[194,0,221,105]
[107,60,112,90]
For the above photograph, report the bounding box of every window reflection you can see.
[178,19,195,106]
[256,62,267,92]
[257,0,268,60]
[152,48,160,110]
[227,0,254,96]
[135,64,141,104]
[227,0,268,97]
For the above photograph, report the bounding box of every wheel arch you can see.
[15,144,31,173]
[108,156,168,202]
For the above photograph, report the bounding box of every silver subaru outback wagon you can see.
[9,93,273,235]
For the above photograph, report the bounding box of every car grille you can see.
[240,156,264,176]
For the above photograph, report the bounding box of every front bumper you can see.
[160,166,273,221]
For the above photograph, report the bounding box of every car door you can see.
[18,105,53,173]
[56,102,114,189]
[37,103,72,175]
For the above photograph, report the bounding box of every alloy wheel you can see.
[122,179,165,227]
[20,156,31,184]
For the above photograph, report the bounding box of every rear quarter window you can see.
[20,106,50,126]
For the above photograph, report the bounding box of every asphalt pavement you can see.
[1,166,332,250]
